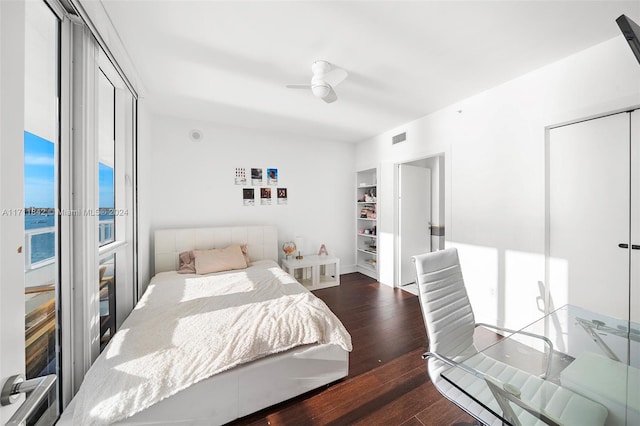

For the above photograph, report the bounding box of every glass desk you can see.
[440,305,639,426]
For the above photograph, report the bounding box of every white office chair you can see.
[412,248,608,426]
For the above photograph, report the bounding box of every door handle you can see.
[1,374,56,426]
[618,243,640,249]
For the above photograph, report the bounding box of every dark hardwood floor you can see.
[230,272,475,426]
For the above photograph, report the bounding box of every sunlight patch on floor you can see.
[401,283,418,296]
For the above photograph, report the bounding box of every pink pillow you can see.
[177,251,196,274]
[193,245,248,275]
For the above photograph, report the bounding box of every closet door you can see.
[632,111,640,327]
[630,106,639,426]
[548,112,630,319]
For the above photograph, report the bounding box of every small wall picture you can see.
[235,167,246,185]
[251,168,263,185]
[267,168,278,185]
[243,188,255,206]
[277,187,287,205]
[260,188,272,205]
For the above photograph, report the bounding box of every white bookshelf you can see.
[356,169,378,279]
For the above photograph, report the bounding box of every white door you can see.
[631,108,640,416]
[632,111,640,328]
[399,164,431,286]
[549,112,632,320]
[1,1,60,423]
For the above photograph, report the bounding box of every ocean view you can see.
[25,213,55,264]
[25,213,114,265]
[23,130,115,266]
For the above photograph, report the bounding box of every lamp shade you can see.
[295,236,304,254]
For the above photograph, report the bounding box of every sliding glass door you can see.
[0,1,62,424]
[24,0,60,384]
[23,1,61,423]
[2,3,137,423]
[97,68,117,349]
[24,1,60,423]
[95,52,136,351]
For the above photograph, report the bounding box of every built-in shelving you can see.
[356,168,378,279]
[357,248,377,255]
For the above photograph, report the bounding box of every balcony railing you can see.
[24,227,55,271]
[24,220,114,271]
[99,219,114,246]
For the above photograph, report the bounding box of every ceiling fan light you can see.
[312,83,331,99]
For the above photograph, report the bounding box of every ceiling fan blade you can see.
[323,68,348,87]
[285,84,311,89]
[322,86,338,103]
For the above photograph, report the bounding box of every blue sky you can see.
[99,163,114,208]
[24,131,114,208]
[24,131,55,207]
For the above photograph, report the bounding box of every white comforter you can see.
[71,260,352,425]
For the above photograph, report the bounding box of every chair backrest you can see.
[412,248,476,362]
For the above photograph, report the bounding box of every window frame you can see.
[62,10,138,406]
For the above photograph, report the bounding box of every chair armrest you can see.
[422,351,487,380]
[475,322,554,379]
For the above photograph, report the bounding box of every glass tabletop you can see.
[440,304,639,426]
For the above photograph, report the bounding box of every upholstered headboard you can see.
[154,225,278,273]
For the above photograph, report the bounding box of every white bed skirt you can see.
[59,343,348,425]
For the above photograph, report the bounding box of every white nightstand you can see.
[281,255,340,291]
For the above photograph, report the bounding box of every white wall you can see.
[141,114,356,280]
[356,36,640,328]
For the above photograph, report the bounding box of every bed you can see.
[59,225,351,425]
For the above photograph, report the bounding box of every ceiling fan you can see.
[286,60,348,103]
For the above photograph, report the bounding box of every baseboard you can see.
[341,264,357,274]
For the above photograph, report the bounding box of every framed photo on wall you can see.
[260,187,272,205]
[251,168,263,185]
[267,168,278,185]
[235,167,246,185]
[243,188,255,206]
[277,187,287,205]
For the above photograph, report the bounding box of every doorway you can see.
[395,154,445,289]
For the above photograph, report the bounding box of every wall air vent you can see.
[392,132,406,145]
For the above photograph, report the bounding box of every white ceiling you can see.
[100,0,640,143]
